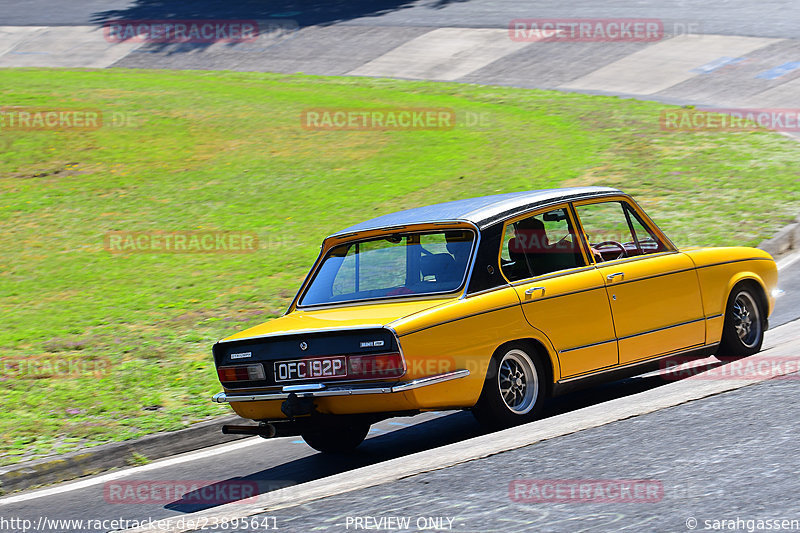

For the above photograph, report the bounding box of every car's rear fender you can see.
[683,247,777,344]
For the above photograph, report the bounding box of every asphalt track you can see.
[0,367,730,530]
[1,0,799,38]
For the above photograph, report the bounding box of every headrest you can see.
[420,253,456,280]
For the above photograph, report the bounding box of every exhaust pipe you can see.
[222,422,277,439]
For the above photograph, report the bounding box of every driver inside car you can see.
[509,217,553,276]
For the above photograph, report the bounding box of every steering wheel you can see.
[593,241,628,260]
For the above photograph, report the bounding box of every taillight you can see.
[348,352,405,380]
[218,364,265,383]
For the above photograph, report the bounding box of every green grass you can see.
[0,68,798,466]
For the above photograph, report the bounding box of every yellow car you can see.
[212,187,777,452]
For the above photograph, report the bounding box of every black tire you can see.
[717,283,765,360]
[472,343,546,430]
[300,420,370,454]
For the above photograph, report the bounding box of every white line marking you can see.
[0,438,265,505]
[0,26,47,57]
[348,27,530,81]
[777,249,800,270]
[0,25,144,68]
[560,34,778,95]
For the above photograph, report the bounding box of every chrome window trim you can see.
[285,244,326,315]
[571,195,678,255]
[513,256,697,307]
[459,222,482,299]
[463,283,513,299]
[500,252,684,292]
[493,198,681,288]
[508,265,598,287]
[295,224,479,309]
[291,292,458,313]
[582,250,679,269]
[472,238,767,302]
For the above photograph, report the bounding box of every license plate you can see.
[274,356,347,382]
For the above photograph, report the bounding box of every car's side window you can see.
[624,204,669,255]
[574,200,668,262]
[500,207,586,282]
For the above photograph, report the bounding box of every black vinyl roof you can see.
[331,186,622,237]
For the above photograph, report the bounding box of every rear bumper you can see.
[212,369,470,403]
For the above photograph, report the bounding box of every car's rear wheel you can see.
[300,420,370,454]
[472,343,546,430]
[718,283,765,359]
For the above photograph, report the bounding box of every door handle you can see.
[525,286,546,297]
[606,272,624,282]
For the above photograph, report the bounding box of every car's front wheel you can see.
[300,419,370,454]
[718,282,765,359]
[472,343,546,430]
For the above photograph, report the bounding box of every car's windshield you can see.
[299,229,475,306]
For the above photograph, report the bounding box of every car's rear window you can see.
[299,229,475,306]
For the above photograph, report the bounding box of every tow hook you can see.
[280,392,315,418]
